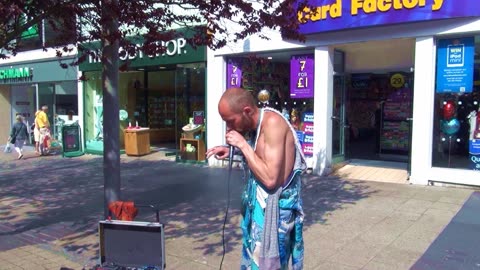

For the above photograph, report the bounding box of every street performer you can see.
[206,87,306,270]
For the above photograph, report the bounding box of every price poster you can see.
[290,54,314,99]
[226,59,242,89]
[436,37,474,93]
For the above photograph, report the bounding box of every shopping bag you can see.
[4,142,12,153]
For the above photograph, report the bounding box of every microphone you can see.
[228,145,234,165]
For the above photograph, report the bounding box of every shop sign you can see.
[79,28,206,71]
[62,125,81,153]
[226,59,242,88]
[290,54,314,99]
[436,37,475,93]
[0,67,33,82]
[87,38,188,64]
[390,73,405,88]
[297,0,480,34]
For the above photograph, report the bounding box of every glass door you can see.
[332,74,349,163]
[175,63,206,162]
[332,50,349,163]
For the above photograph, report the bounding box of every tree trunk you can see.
[102,0,120,218]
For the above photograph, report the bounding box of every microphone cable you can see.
[220,145,234,270]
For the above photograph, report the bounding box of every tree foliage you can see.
[0,0,306,60]
[0,0,308,216]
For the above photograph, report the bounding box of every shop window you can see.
[432,36,480,170]
[83,71,104,153]
[84,66,206,153]
[226,54,315,158]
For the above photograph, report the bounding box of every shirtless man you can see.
[206,87,306,270]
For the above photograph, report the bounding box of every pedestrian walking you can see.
[8,115,29,160]
[35,105,51,155]
[33,109,42,154]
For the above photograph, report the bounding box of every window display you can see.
[432,35,480,170]
[226,55,315,158]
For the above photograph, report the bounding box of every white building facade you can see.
[206,1,480,186]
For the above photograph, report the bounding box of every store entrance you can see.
[333,38,415,171]
[347,72,413,162]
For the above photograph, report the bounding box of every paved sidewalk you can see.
[0,147,478,269]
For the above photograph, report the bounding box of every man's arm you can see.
[43,113,50,128]
[238,115,287,191]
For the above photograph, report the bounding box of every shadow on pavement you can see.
[0,155,375,267]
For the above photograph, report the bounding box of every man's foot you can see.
[18,154,23,160]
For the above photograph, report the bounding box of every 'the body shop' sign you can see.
[297,0,480,34]
[88,38,188,63]
[78,27,206,71]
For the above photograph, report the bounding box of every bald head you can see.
[218,88,258,133]
[219,88,256,113]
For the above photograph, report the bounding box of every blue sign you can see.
[297,0,480,34]
[304,133,314,144]
[296,130,305,144]
[469,140,480,171]
[302,112,314,123]
[436,37,475,93]
[470,155,480,171]
[470,140,480,155]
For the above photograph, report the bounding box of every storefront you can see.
[0,50,79,145]
[206,1,480,186]
[79,29,207,160]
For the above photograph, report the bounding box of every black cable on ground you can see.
[220,146,234,269]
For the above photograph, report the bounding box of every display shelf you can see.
[147,96,175,129]
[179,138,205,161]
[124,128,151,156]
[380,99,411,153]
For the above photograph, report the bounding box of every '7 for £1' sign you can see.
[290,54,314,99]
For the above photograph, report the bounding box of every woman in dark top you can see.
[8,115,29,159]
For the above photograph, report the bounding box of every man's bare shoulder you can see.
[262,111,289,133]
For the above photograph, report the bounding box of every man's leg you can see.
[14,140,24,159]
[34,129,40,154]
[39,128,47,155]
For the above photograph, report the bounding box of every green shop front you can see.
[79,35,207,161]
[0,57,79,146]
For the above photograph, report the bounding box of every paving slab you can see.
[0,149,479,269]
